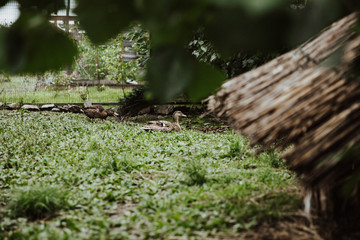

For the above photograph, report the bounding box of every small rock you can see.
[21,104,40,111]
[41,104,56,111]
[155,105,174,115]
[7,103,20,110]
[51,108,61,112]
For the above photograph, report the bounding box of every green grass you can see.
[7,185,69,220]
[0,76,129,103]
[0,111,301,239]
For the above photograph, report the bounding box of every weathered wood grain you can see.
[207,12,360,220]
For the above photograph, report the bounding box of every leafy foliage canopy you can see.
[0,0,358,101]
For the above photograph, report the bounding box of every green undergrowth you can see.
[0,111,301,239]
[7,185,69,221]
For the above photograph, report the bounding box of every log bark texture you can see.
[208,12,360,224]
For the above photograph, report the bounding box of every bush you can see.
[7,185,69,220]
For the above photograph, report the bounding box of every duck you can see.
[82,108,108,120]
[82,106,118,121]
[68,105,82,113]
[84,105,105,112]
[141,111,187,132]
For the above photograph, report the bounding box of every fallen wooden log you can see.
[207,11,360,235]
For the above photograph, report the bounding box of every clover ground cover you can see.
[0,111,301,239]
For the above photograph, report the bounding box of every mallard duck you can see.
[68,105,82,113]
[141,111,187,132]
[82,108,108,120]
[84,105,105,112]
[82,106,118,121]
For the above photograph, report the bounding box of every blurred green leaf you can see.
[17,0,65,14]
[239,0,285,14]
[205,7,290,57]
[140,0,206,48]
[146,46,195,102]
[146,46,225,102]
[210,0,285,15]
[187,63,225,101]
[75,0,137,44]
[0,11,77,73]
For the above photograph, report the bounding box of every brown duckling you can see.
[141,111,187,132]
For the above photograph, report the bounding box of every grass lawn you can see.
[0,76,128,103]
[0,111,301,239]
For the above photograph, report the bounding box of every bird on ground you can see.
[84,105,105,111]
[82,106,118,121]
[82,108,107,120]
[68,105,82,113]
[141,111,187,132]
[81,84,117,120]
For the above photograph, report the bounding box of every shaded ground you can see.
[240,217,322,240]
[107,202,325,240]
